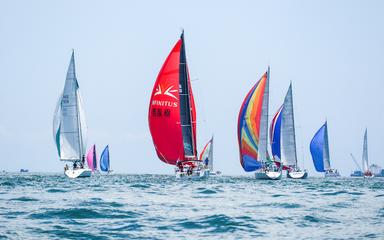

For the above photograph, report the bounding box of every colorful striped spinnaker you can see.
[237,68,271,172]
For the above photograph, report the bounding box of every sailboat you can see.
[100,145,111,173]
[200,137,221,176]
[53,51,91,178]
[310,121,340,177]
[362,129,373,178]
[270,83,308,179]
[238,67,282,180]
[86,144,98,173]
[148,31,209,179]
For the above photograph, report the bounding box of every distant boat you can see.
[238,67,282,180]
[53,51,91,178]
[20,169,29,173]
[86,144,98,172]
[270,83,308,179]
[376,169,384,177]
[350,153,363,177]
[200,137,221,176]
[100,145,112,173]
[368,164,381,177]
[310,121,340,177]
[362,129,373,178]
[148,31,209,179]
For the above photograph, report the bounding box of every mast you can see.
[258,67,270,165]
[179,30,196,159]
[362,129,368,172]
[72,51,84,161]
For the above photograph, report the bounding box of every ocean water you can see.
[0,174,383,239]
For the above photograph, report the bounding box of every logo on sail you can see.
[154,84,178,100]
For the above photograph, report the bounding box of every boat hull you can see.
[64,168,92,178]
[175,169,209,179]
[350,170,363,177]
[287,171,308,179]
[325,171,340,178]
[209,171,222,177]
[255,170,282,180]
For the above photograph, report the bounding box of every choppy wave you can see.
[0,173,383,239]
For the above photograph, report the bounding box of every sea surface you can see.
[0,173,383,239]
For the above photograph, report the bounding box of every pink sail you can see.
[86,144,97,171]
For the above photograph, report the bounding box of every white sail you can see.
[362,129,368,172]
[323,122,331,170]
[258,67,270,163]
[53,51,87,161]
[280,83,298,166]
[78,93,88,154]
[208,138,213,171]
[200,137,213,171]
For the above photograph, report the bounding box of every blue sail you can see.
[100,145,110,172]
[270,106,283,160]
[310,123,326,172]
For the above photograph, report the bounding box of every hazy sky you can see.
[1,0,383,176]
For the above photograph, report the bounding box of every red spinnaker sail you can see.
[148,37,197,165]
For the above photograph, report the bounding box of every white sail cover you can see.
[362,129,368,172]
[280,83,298,166]
[258,68,270,163]
[53,52,87,161]
[323,123,331,170]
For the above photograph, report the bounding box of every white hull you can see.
[255,170,282,180]
[287,170,308,179]
[175,169,210,179]
[64,168,92,178]
[364,175,374,179]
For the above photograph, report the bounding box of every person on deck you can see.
[176,160,183,172]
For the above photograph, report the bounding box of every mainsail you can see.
[280,84,298,166]
[362,129,368,172]
[148,32,197,165]
[100,145,110,172]
[199,137,213,171]
[86,144,97,171]
[238,68,271,172]
[310,122,331,172]
[53,51,87,162]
